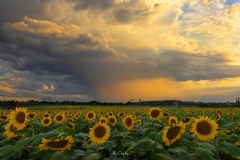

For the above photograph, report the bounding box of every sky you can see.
[0,0,240,103]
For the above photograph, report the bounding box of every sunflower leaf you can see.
[111,130,122,137]
[128,137,156,151]
[220,141,240,159]
[14,135,37,152]
[71,149,86,160]
[87,142,98,153]
[197,142,216,151]
[168,147,193,160]
[58,122,68,133]
[84,152,102,160]
[75,132,89,142]
[49,150,74,160]
[150,149,174,160]
[99,141,116,150]
[29,130,60,146]
[194,146,215,160]
[154,132,164,145]
[32,120,42,128]
[0,145,16,159]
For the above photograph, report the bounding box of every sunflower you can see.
[28,112,36,119]
[43,112,50,118]
[41,117,52,127]
[66,123,75,129]
[9,107,28,130]
[66,117,74,122]
[39,136,74,151]
[215,114,221,120]
[149,108,162,120]
[168,116,178,125]
[136,119,142,125]
[99,117,107,124]
[235,140,240,147]
[83,139,90,147]
[118,112,125,117]
[162,122,185,146]
[235,123,240,130]
[182,117,194,125]
[76,111,82,116]
[132,115,136,120]
[191,116,218,141]
[163,112,169,117]
[85,111,96,121]
[0,114,8,121]
[75,114,80,119]
[53,113,66,124]
[123,115,135,130]
[108,116,117,125]
[89,123,110,144]
[3,122,18,138]
[218,129,230,134]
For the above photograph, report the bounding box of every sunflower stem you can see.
[194,138,199,160]
[18,150,21,160]
[151,121,154,132]
[96,143,99,153]
[194,137,198,146]
[123,128,126,143]
[215,137,220,160]
[30,121,35,153]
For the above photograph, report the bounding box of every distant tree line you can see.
[0,100,239,108]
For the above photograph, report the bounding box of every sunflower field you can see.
[0,106,240,160]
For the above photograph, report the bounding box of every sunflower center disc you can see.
[171,119,176,124]
[126,117,132,127]
[29,114,35,118]
[110,118,115,123]
[197,121,212,135]
[88,113,93,118]
[67,124,73,128]
[47,140,68,148]
[10,124,17,132]
[44,119,50,124]
[101,120,106,123]
[56,115,63,121]
[94,126,106,138]
[16,112,25,123]
[0,115,7,119]
[163,113,168,116]
[183,118,190,123]
[167,126,180,140]
[151,110,160,118]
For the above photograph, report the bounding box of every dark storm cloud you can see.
[110,0,156,24]
[74,32,102,45]
[112,7,150,23]
[0,21,102,99]
[73,0,116,10]
[156,50,240,81]
[0,0,38,24]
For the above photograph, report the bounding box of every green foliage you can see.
[128,137,156,151]
[220,141,240,159]
[1,106,240,160]
[151,149,174,160]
